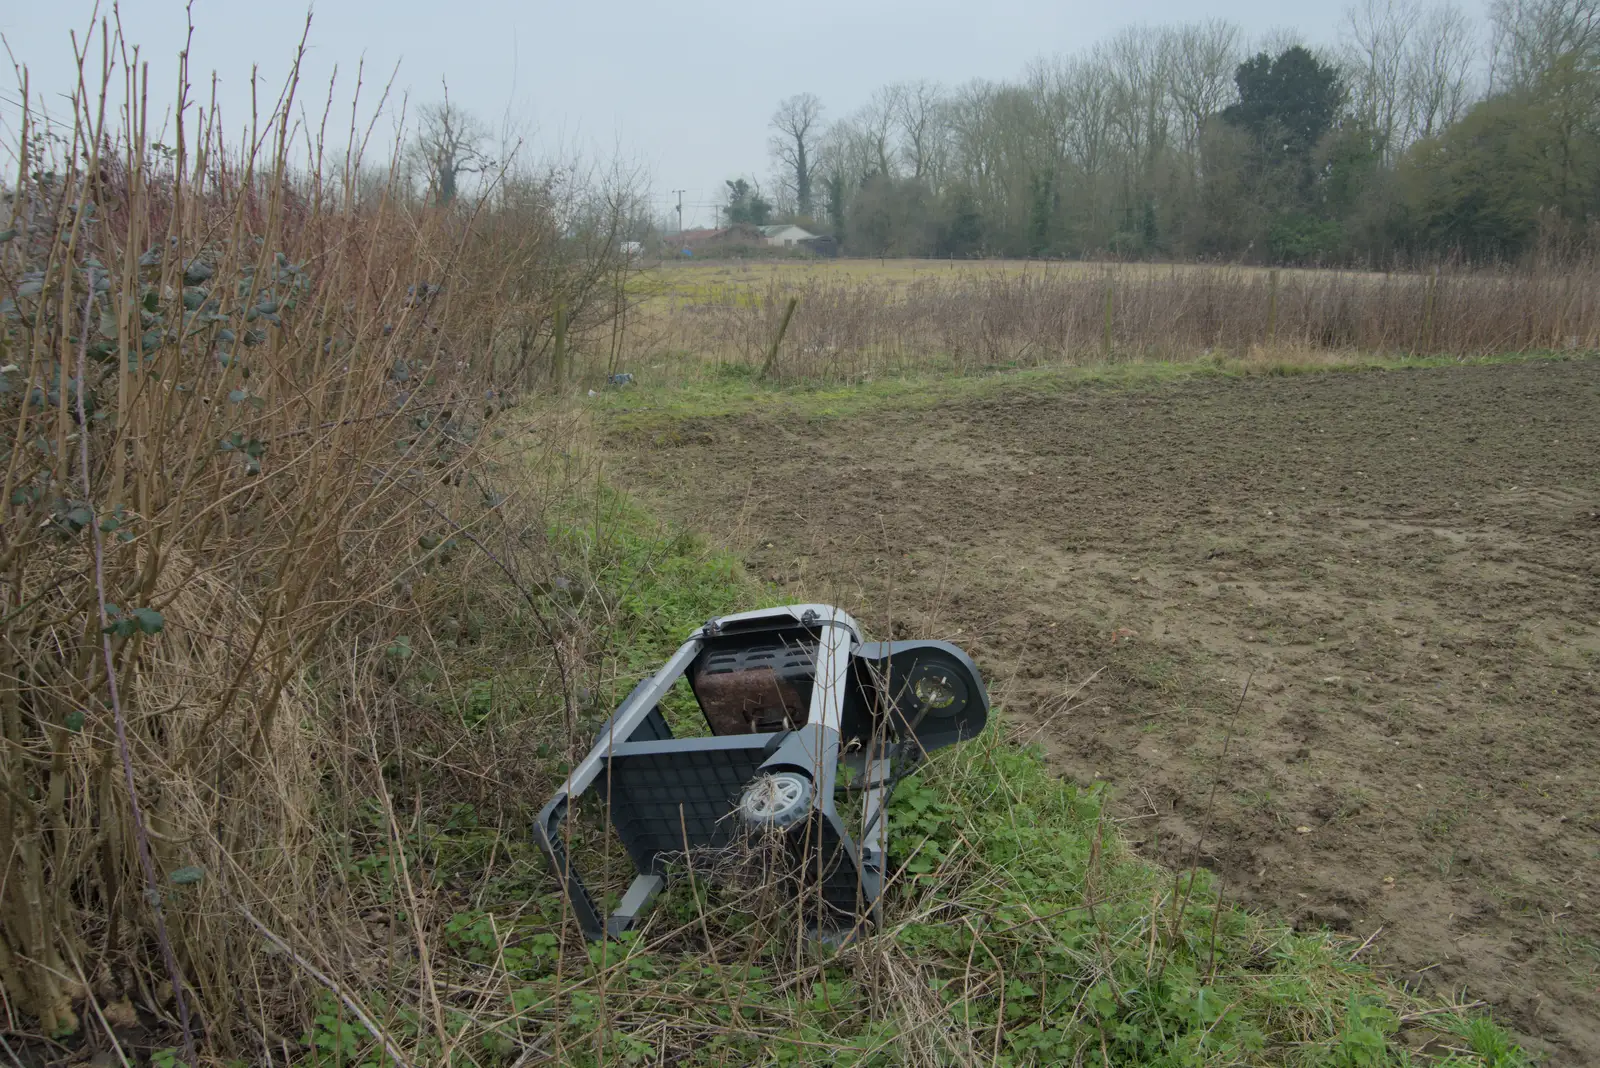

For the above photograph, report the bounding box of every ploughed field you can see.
[603,358,1600,1062]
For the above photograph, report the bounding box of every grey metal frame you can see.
[534,604,979,942]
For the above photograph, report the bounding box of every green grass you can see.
[265,474,1536,1067]
[592,349,1594,434]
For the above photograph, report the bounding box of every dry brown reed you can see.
[0,15,628,1054]
[638,261,1600,381]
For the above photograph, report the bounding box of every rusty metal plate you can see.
[694,666,807,735]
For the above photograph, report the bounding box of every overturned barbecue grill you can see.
[534,604,989,941]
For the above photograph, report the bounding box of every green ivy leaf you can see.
[386,636,413,660]
[65,710,86,732]
[132,607,164,635]
[169,865,204,885]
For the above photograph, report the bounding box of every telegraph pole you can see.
[673,189,685,233]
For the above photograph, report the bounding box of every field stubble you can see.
[613,258,1600,386]
[604,356,1600,1063]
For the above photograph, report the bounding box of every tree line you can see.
[745,0,1600,264]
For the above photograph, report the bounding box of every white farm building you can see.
[759,224,817,247]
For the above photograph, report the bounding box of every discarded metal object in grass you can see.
[534,604,989,942]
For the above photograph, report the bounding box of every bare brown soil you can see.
[604,359,1600,1063]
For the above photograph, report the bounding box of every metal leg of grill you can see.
[860,757,892,925]
[605,873,665,937]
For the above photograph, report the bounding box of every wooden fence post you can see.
[1424,266,1439,352]
[1268,268,1279,347]
[1102,277,1114,359]
[551,302,568,387]
[761,297,799,379]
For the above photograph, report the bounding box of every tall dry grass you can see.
[0,18,627,1055]
[637,261,1600,380]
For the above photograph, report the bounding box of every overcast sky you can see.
[5,1,1491,228]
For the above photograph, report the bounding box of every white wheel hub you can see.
[740,772,812,828]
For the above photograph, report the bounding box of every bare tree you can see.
[1169,20,1244,155]
[813,122,852,189]
[411,91,491,205]
[1103,29,1175,195]
[1406,4,1479,138]
[1490,0,1600,90]
[769,93,825,217]
[854,86,902,179]
[1257,26,1313,57]
[1343,1,1484,153]
[944,80,996,188]
[1056,58,1116,182]
[1343,0,1423,160]
[816,116,874,193]
[892,80,948,182]
[944,79,1013,218]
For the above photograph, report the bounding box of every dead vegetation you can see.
[634,259,1600,380]
[0,17,631,1059]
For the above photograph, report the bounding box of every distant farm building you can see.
[760,224,817,247]
[798,234,839,257]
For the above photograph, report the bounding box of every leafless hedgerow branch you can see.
[0,11,635,1055]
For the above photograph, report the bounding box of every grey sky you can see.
[6,1,1491,228]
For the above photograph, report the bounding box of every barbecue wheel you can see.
[739,772,812,828]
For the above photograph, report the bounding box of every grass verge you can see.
[272,477,1533,1067]
[591,349,1595,435]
